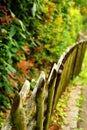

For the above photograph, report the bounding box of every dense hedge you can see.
[0,0,86,111]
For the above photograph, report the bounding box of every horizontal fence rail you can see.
[1,39,87,130]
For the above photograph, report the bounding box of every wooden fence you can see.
[1,39,87,130]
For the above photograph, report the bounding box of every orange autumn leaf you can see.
[16,59,35,75]
[24,45,30,52]
[17,50,23,56]
[28,59,35,67]
[17,60,29,75]
[17,60,29,69]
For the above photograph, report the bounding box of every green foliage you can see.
[0,111,5,127]
[74,0,87,7]
[0,0,85,114]
[0,12,28,94]
[0,94,10,110]
[0,3,31,111]
[76,128,83,130]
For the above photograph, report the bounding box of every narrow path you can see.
[77,86,87,130]
[60,85,81,130]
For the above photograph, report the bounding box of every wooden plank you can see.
[44,63,57,130]
[11,92,27,130]
[20,80,30,104]
[36,72,45,130]
[73,43,86,76]
[26,72,45,130]
[53,48,77,109]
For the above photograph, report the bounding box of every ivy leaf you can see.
[10,10,25,31]
[32,3,37,17]
[10,47,18,53]
[15,18,26,31]
[0,83,3,88]
[6,65,16,73]
[19,32,26,39]
[5,85,13,94]
[9,25,16,38]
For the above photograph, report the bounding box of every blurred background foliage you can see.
[0,0,87,113]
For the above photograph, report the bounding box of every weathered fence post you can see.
[44,63,57,130]
[36,72,45,130]
[26,71,45,130]
[1,80,30,130]
[11,92,27,130]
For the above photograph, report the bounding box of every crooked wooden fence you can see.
[1,39,87,130]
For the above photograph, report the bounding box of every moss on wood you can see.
[36,72,45,130]
[54,48,77,108]
[11,92,27,130]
